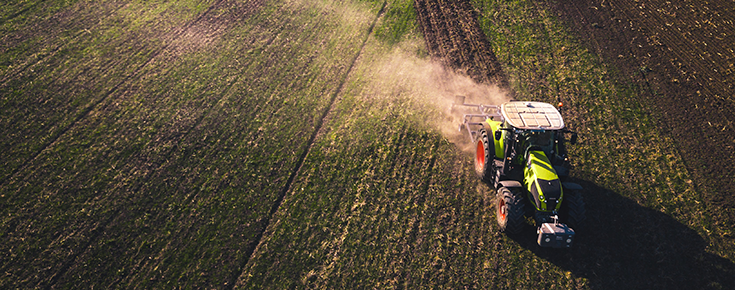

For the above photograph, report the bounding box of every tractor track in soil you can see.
[546,0,735,250]
[414,0,509,90]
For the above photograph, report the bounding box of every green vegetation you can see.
[238,0,585,287]
[1,0,732,288]
[2,0,387,287]
[373,0,417,45]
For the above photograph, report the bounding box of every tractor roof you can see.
[501,102,564,130]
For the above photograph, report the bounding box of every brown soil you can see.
[414,0,509,90]
[545,0,735,254]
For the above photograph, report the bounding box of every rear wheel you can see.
[561,189,586,231]
[496,187,525,234]
[475,128,494,183]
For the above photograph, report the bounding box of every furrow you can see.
[0,0,227,188]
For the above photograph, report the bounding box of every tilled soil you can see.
[414,0,509,89]
[546,0,734,253]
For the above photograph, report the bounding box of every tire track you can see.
[414,0,509,89]
[230,2,388,288]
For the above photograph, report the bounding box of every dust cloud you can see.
[365,38,510,152]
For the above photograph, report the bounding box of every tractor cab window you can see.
[521,130,556,158]
[527,130,554,147]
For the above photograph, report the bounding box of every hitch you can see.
[537,216,575,248]
[451,96,502,144]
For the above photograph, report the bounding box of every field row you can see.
[238,0,735,287]
[0,0,218,182]
[414,0,507,86]
[541,0,735,260]
[1,0,385,288]
[237,30,572,287]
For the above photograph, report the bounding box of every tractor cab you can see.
[521,130,554,156]
[494,102,571,175]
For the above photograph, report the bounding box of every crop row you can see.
[240,0,734,288]
[2,0,732,288]
[0,0,218,183]
[1,0,385,288]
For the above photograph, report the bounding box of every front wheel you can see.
[496,187,525,234]
[561,189,586,232]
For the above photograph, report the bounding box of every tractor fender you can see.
[487,120,504,159]
[562,182,583,190]
[498,180,523,189]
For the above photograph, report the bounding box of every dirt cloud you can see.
[367,39,510,152]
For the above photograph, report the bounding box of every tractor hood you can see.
[524,150,562,211]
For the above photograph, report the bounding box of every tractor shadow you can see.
[507,178,735,289]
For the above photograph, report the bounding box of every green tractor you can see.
[455,99,586,248]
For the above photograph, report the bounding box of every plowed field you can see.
[1,0,734,289]
[547,0,735,253]
[414,0,508,88]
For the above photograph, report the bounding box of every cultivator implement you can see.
[452,96,502,145]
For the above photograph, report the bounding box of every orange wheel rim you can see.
[498,197,507,220]
[476,140,485,172]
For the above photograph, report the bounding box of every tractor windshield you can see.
[528,131,553,147]
[522,130,556,157]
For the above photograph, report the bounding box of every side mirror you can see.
[570,132,578,145]
[495,130,502,141]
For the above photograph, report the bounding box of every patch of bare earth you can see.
[414,0,509,90]
[545,0,735,258]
